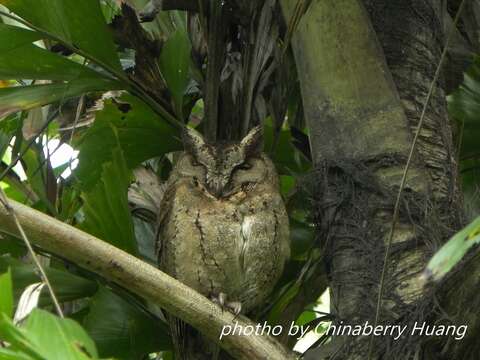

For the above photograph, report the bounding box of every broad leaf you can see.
[0,256,98,304]
[0,348,36,360]
[0,23,42,51]
[80,141,137,255]
[0,0,122,72]
[0,45,108,81]
[0,309,101,360]
[424,216,480,282]
[295,307,317,327]
[0,268,13,318]
[75,94,181,191]
[0,313,43,360]
[159,29,191,117]
[83,287,170,359]
[0,24,108,81]
[23,309,99,360]
[0,79,123,118]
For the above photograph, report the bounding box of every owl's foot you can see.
[212,292,242,316]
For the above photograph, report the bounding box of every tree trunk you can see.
[282,0,466,358]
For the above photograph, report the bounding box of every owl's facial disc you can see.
[182,126,263,198]
[205,172,229,197]
[202,144,244,197]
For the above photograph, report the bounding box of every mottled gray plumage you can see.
[157,126,290,359]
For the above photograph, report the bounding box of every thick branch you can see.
[0,199,295,360]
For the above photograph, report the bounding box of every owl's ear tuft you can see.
[182,126,206,155]
[240,126,263,156]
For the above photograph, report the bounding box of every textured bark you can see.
[282,0,465,358]
[364,0,462,211]
[363,3,471,359]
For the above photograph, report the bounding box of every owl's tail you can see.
[168,316,231,360]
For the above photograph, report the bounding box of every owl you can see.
[157,125,290,359]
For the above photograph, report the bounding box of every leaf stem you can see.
[0,109,58,184]
[0,9,183,130]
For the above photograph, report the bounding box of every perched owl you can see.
[157,126,290,359]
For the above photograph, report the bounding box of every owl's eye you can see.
[236,163,252,170]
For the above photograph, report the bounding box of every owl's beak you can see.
[206,177,228,198]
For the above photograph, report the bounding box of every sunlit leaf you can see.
[159,29,191,117]
[75,94,181,191]
[0,79,123,118]
[0,310,102,360]
[80,139,137,255]
[0,313,43,360]
[0,267,13,318]
[0,44,106,81]
[0,24,109,81]
[23,309,99,360]
[295,309,317,327]
[0,347,36,360]
[424,216,480,282]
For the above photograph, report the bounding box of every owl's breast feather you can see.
[160,177,289,312]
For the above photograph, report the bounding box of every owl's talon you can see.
[218,292,227,307]
[211,292,227,308]
[211,293,242,316]
[228,301,242,317]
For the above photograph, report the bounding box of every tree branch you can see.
[0,199,295,360]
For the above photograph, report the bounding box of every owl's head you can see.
[178,126,270,198]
